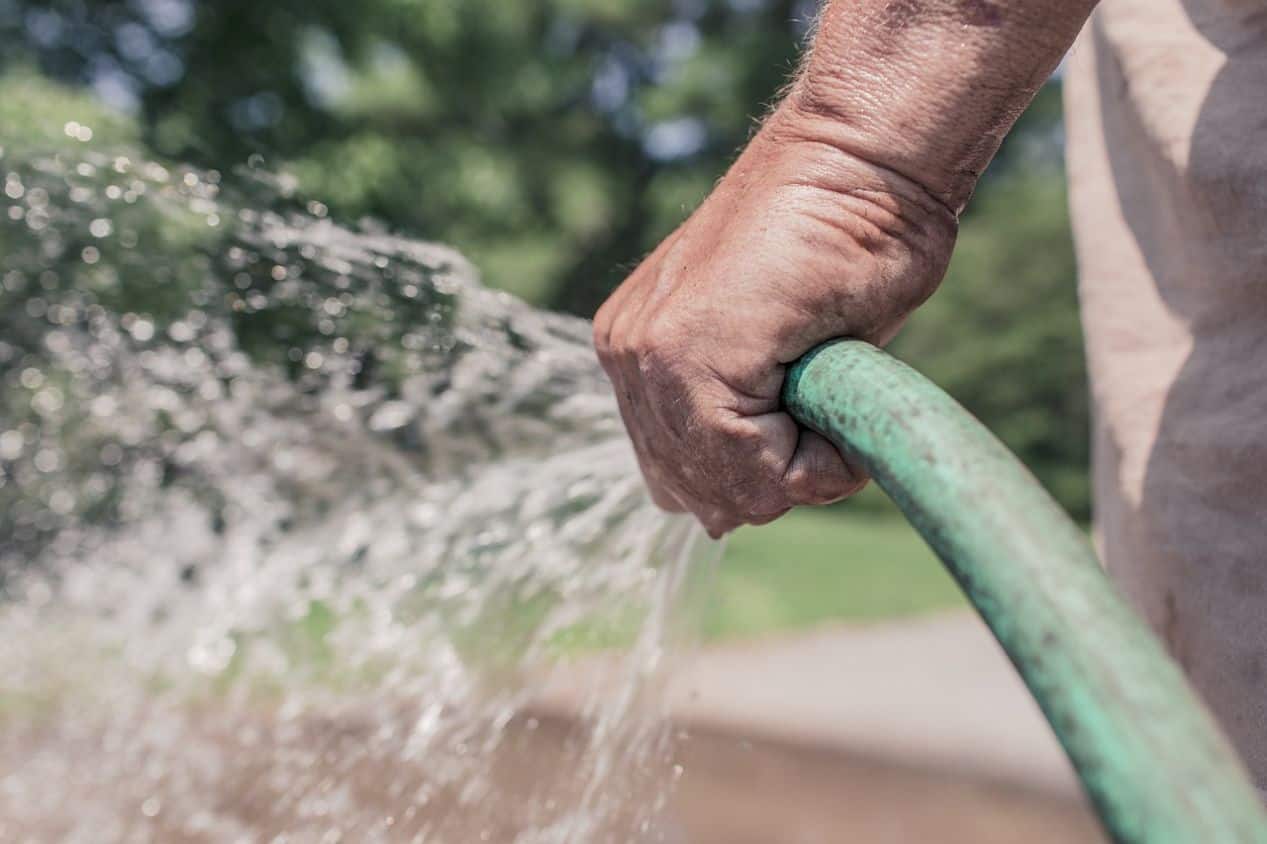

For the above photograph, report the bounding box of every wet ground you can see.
[1,710,1102,843]
[670,723,1102,843]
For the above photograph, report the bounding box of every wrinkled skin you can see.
[594,104,958,537]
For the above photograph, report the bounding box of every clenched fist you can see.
[593,103,958,537]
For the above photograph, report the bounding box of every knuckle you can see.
[612,325,641,366]
[640,308,681,347]
[634,345,660,379]
[783,462,814,492]
[633,313,688,370]
[592,318,612,359]
[726,423,767,449]
[745,492,789,521]
[725,470,786,521]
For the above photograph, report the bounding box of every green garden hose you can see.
[782,339,1267,843]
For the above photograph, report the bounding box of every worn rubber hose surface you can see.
[783,340,1267,843]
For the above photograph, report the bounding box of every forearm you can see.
[782,0,1098,212]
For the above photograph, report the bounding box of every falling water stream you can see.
[0,129,716,842]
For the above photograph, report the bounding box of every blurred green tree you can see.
[2,0,820,311]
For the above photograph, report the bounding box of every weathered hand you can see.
[593,105,958,537]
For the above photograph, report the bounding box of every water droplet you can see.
[0,430,24,460]
[32,388,64,415]
[188,634,236,675]
[100,443,123,466]
[168,321,194,343]
[19,368,44,389]
[33,448,61,473]
[128,319,155,342]
[368,402,412,432]
[49,490,75,515]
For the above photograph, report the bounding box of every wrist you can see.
[755,102,958,225]
[721,108,960,345]
[783,0,1096,212]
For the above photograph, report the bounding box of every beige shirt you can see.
[1064,0,1267,786]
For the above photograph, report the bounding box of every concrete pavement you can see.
[534,609,1082,797]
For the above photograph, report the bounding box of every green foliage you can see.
[711,508,964,639]
[0,69,138,154]
[2,0,813,312]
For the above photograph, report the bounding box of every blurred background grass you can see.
[1,0,1085,637]
[717,504,964,640]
